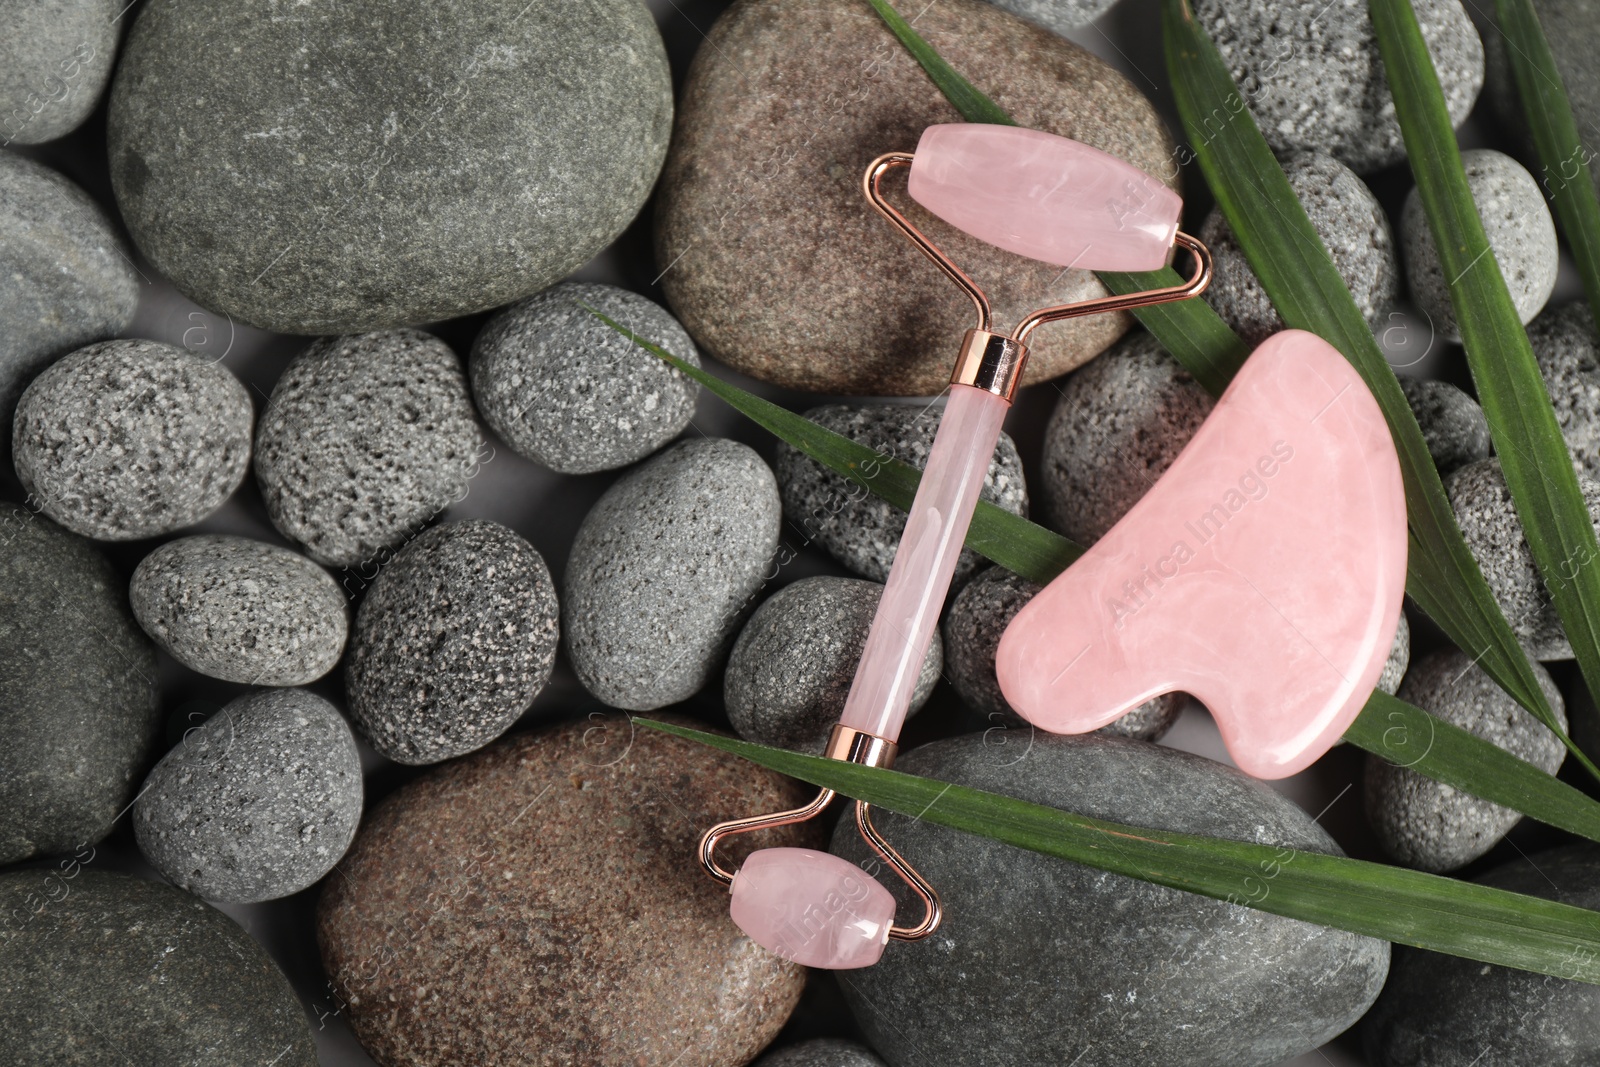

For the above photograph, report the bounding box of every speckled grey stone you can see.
[1193,0,1483,173]
[1041,331,1214,545]
[1379,612,1412,697]
[1363,843,1600,1066]
[106,0,672,334]
[755,1039,887,1067]
[1402,149,1558,344]
[832,733,1389,1067]
[0,504,158,864]
[566,438,781,711]
[1528,301,1600,479]
[254,329,482,569]
[345,520,557,765]
[470,282,700,474]
[1200,153,1399,346]
[726,576,941,753]
[0,871,316,1065]
[1398,377,1492,475]
[133,689,362,902]
[1365,648,1564,874]
[129,534,347,686]
[13,339,252,540]
[942,566,1183,740]
[1446,457,1600,660]
[0,0,122,145]
[775,403,1027,583]
[980,0,1119,35]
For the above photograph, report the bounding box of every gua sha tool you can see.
[996,329,1408,779]
[695,123,1213,969]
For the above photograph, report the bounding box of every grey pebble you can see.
[1527,301,1600,479]
[345,520,558,765]
[1398,377,1492,475]
[470,282,700,474]
[832,732,1388,1066]
[13,339,252,539]
[1193,0,1483,173]
[0,0,122,144]
[0,871,316,1065]
[129,534,347,686]
[0,503,158,864]
[1200,152,1399,346]
[725,576,942,753]
[565,438,781,711]
[133,689,363,903]
[254,329,482,569]
[980,0,1119,35]
[1484,0,1600,199]
[1402,148,1558,344]
[1365,648,1564,873]
[755,1038,887,1067]
[1363,843,1600,1066]
[1041,330,1214,545]
[942,566,1183,740]
[1379,611,1412,697]
[1445,456,1600,660]
[775,402,1027,583]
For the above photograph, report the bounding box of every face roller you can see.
[697,123,1214,969]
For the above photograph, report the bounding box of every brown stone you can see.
[316,712,817,1067]
[654,0,1179,397]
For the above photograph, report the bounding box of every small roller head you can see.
[729,847,896,969]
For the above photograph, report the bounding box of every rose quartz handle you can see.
[841,384,1010,741]
[907,124,1182,272]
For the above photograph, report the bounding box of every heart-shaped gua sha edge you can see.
[996,329,1407,779]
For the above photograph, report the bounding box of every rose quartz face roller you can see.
[696,124,1213,969]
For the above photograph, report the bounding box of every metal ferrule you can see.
[823,724,898,769]
[950,329,1028,402]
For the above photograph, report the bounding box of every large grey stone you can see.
[0,0,121,144]
[755,1039,888,1067]
[1527,301,1600,479]
[107,0,672,333]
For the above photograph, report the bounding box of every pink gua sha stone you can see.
[907,123,1183,272]
[996,330,1407,779]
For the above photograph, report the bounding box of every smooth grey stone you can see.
[775,402,1027,583]
[1402,149,1558,344]
[1041,330,1214,545]
[1366,648,1565,872]
[1398,377,1492,475]
[13,339,252,540]
[1192,0,1483,173]
[1445,457,1600,660]
[129,534,347,686]
[1201,153,1399,346]
[831,733,1389,1067]
[254,329,482,569]
[755,1038,888,1067]
[942,566,1183,740]
[0,504,158,864]
[106,0,671,334]
[565,438,780,711]
[1528,302,1600,479]
[0,153,139,444]
[725,576,942,753]
[346,520,557,765]
[471,282,700,474]
[0,870,316,1065]
[133,689,362,903]
[0,0,122,144]
[981,0,1119,35]
[1362,843,1600,1066]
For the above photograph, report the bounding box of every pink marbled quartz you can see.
[907,124,1182,272]
[995,330,1407,779]
[729,848,896,969]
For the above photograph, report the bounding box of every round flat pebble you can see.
[13,339,252,540]
[980,0,1118,35]
[1397,377,1492,475]
[1192,0,1483,173]
[775,402,1027,583]
[133,689,363,902]
[1527,301,1600,479]
[0,0,121,145]
[1446,457,1600,660]
[1365,648,1564,873]
[130,534,347,686]
[1041,330,1214,545]
[725,576,942,753]
[756,1038,888,1067]
[471,281,700,474]
[1200,153,1399,345]
[1402,148,1557,344]
[345,520,558,765]
[253,329,482,568]
[565,438,781,710]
